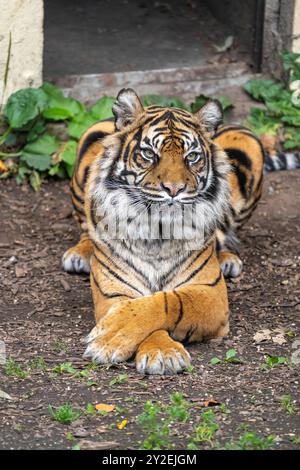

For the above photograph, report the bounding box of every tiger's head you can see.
[89,88,231,245]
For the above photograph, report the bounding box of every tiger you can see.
[61,88,300,375]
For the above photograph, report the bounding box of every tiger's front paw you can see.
[219,251,243,278]
[83,302,156,364]
[136,330,191,375]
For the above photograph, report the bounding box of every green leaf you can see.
[26,120,46,142]
[68,111,97,140]
[90,96,115,120]
[283,127,300,150]
[210,357,221,365]
[21,134,59,171]
[42,82,85,121]
[246,107,280,136]
[48,163,66,179]
[244,80,284,102]
[60,140,77,166]
[225,349,237,361]
[190,94,233,113]
[29,171,42,191]
[4,88,49,129]
[142,94,189,110]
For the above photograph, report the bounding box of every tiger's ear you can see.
[195,99,223,134]
[112,88,144,130]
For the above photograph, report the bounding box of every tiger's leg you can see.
[216,229,243,278]
[62,232,93,274]
[84,274,228,371]
[136,330,191,375]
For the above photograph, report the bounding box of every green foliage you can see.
[280,395,295,415]
[0,84,233,190]
[109,373,128,386]
[4,358,28,379]
[261,354,288,370]
[188,409,219,449]
[48,403,81,424]
[224,431,275,450]
[138,392,191,450]
[4,88,49,129]
[210,348,241,365]
[244,52,300,149]
[52,362,77,375]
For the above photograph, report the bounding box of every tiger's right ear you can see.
[112,88,144,130]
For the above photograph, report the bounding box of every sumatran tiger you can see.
[61,88,300,375]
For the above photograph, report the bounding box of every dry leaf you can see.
[95,403,115,413]
[0,389,12,400]
[203,399,220,407]
[117,419,128,430]
[15,266,26,278]
[272,334,286,345]
[0,161,8,173]
[78,439,119,450]
[253,329,272,343]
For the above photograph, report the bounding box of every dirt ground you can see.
[0,170,299,450]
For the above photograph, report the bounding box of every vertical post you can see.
[292,0,300,53]
[0,0,44,106]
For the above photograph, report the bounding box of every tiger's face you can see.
[106,89,228,206]
[91,89,230,244]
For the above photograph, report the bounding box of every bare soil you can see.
[0,171,299,450]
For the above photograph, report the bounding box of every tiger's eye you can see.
[142,149,155,161]
[186,152,202,165]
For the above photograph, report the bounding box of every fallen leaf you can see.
[0,389,13,400]
[95,403,115,413]
[203,399,220,407]
[272,334,286,345]
[15,266,26,278]
[253,329,272,343]
[214,35,234,53]
[78,439,119,450]
[117,419,128,430]
[0,161,8,173]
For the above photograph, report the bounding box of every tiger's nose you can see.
[160,182,186,197]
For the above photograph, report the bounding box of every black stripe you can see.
[175,246,214,288]
[196,270,223,287]
[225,148,252,170]
[163,292,168,315]
[93,252,144,296]
[78,131,108,163]
[70,184,84,205]
[173,291,184,328]
[91,269,134,299]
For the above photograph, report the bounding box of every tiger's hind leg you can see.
[136,330,191,375]
[62,232,93,274]
[216,229,243,278]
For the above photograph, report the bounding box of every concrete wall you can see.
[0,0,43,106]
[293,0,300,53]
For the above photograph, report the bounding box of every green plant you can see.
[224,431,275,450]
[210,348,241,365]
[48,403,81,424]
[0,84,232,189]
[280,395,295,415]
[4,358,28,378]
[261,354,288,370]
[52,362,77,375]
[109,373,128,386]
[244,52,300,150]
[28,356,47,370]
[137,392,191,450]
[188,409,219,449]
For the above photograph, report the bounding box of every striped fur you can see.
[62,89,269,374]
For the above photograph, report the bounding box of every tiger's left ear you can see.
[112,88,144,130]
[195,99,223,134]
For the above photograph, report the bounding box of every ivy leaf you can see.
[90,96,115,120]
[4,88,49,129]
[21,134,59,171]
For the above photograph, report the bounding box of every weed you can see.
[224,431,275,450]
[28,356,47,370]
[48,403,81,424]
[210,348,241,365]
[4,358,28,378]
[280,395,295,415]
[109,373,128,386]
[261,355,288,370]
[188,409,219,449]
[52,362,77,375]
